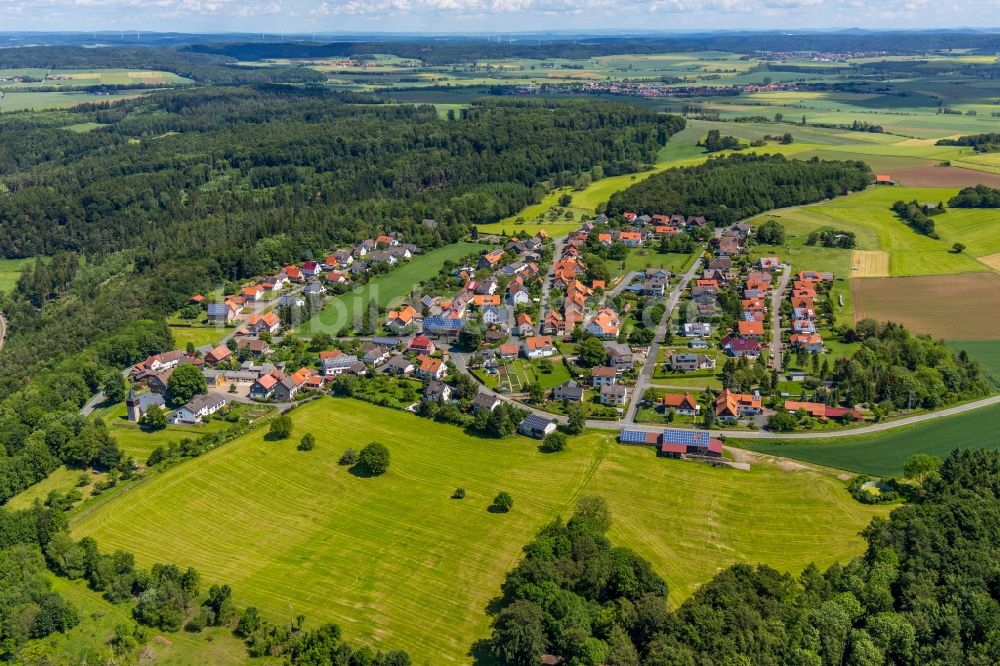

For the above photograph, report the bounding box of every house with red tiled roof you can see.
[660,392,700,416]
[409,335,436,355]
[737,321,764,337]
[715,389,762,421]
[516,313,534,336]
[387,305,419,333]
[542,311,565,336]
[523,335,556,359]
[586,307,621,340]
[204,344,231,365]
[248,312,281,335]
[416,355,446,381]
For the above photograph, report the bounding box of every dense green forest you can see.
[488,450,1000,665]
[605,153,872,224]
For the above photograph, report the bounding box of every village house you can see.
[386,305,420,333]
[362,344,391,366]
[553,380,585,402]
[591,366,618,388]
[737,321,765,338]
[600,384,628,407]
[204,344,231,365]
[719,335,762,358]
[416,355,447,381]
[237,338,272,357]
[409,335,436,355]
[605,343,633,372]
[323,354,360,377]
[542,311,566,336]
[248,312,281,336]
[669,353,716,373]
[172,394,227,424]
[273,376,300,402]
[481,305,506,326]
[683,322,712,338]
[586,307,621,340]
[250,374,279,400]
[242,285,264,302]
[515,313,534,336]
[423,380,452,403]
[518,414,557,439]
[478,249,505,270]
[715,389,762,421]
[660,393,700,416]
[471,391,501,412]
[523,335,556,359]
[384,355,415,376]
[301,260,321,277]
[790,333,825,353]
[207,302,239,325]
[136,350,188,376]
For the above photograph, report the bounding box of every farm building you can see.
[518,414,557,439]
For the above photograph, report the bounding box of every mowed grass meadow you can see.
[299,242,485,335]
[70,398,886,663]
[734,402,1000,477]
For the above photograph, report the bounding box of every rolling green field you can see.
[734,402,1000,477]
[299,242,485,335]
[70,397,886,663]
[749,186,992,279]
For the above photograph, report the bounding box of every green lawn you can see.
[168,325,225,349]
[299,242,485,335]
[622,249,697,274]
[734,402,1000,477]
[0,90,148,112]
[70,397,886,664]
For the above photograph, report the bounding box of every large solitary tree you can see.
[166,364,206,406]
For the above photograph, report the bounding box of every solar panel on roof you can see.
[618,429,650,444]
[662,428,709,447]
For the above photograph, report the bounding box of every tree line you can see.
[487,449,1000,665]
[948,184,1000,208]
[605,153,873,226]
[935,133,1000,152]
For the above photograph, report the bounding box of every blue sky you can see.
[0,0,992,33]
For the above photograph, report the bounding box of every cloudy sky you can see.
[0,0,988,33]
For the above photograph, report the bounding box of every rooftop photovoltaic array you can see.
[619,429,651,444]
[662,428,709,446]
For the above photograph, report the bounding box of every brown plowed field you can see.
[890,165,1000,188]
[852,273,1000,340]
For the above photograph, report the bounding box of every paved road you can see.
[606,271,637,298]
[622,255,703,424]
[769,263,792,372]
[536,235,567,335]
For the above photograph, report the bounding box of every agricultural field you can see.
[748,185,992,280]
[299,242,485,335]
[852,273,1000,340]
[0,90,148,112]
[946,340,1000,378]
[0,68,191,88]
[734,401,1000,477]
[70,397,886,663]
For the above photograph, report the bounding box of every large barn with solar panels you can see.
[619,427,723,459]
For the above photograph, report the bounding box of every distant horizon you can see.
[0,0,998,36]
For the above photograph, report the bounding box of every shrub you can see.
[359,442,390,475]
[491,491,513,513]
[452,487,466,499]
[297,433,316,451]
[541,431,567,452]
[338,448,357,466]
[268,414,292,440]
